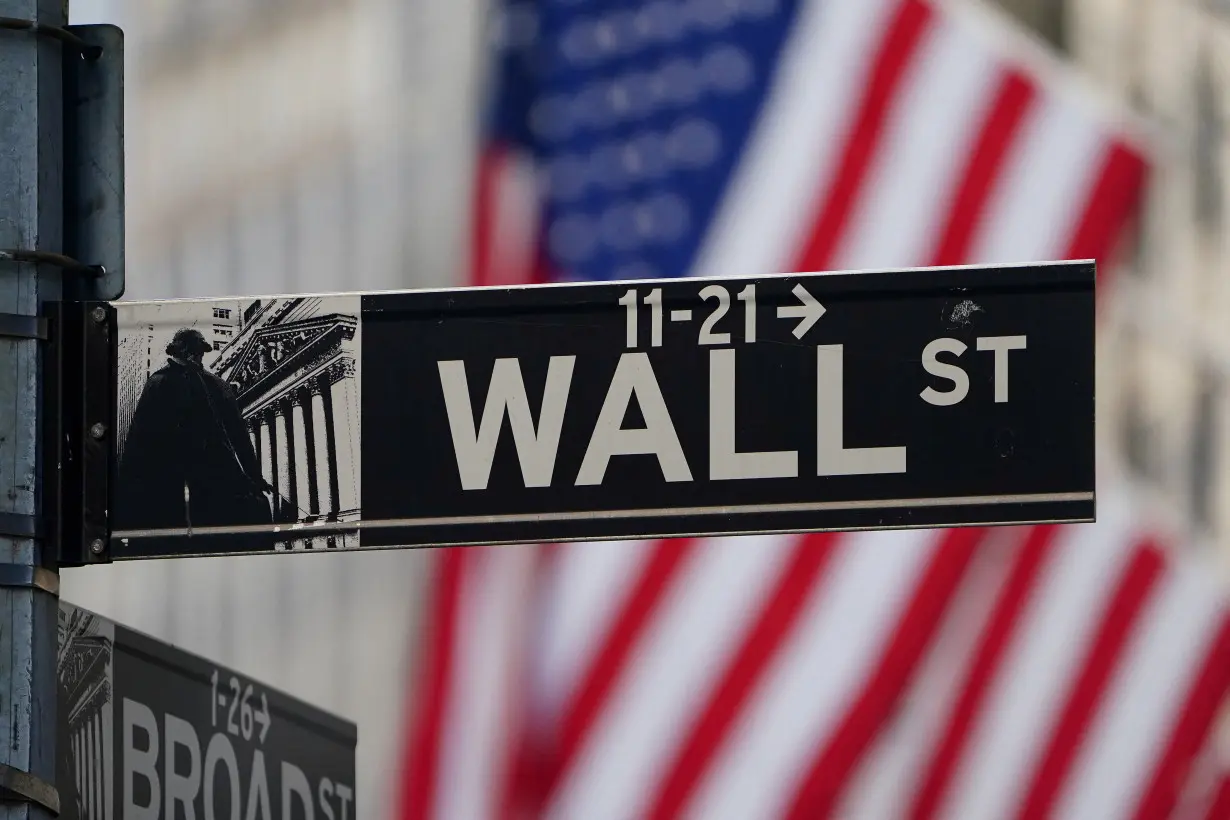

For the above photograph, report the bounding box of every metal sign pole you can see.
[0,0,65,816]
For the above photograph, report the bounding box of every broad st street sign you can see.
[56,600,357,820]
[105,260,1095,559]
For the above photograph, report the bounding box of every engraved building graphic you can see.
[114,295,362,549]
[56,605,115,820]
[213,297,362,548]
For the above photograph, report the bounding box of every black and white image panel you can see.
[113,295,362,552]
[57,603,116,820]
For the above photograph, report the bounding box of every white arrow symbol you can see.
[255,692,271,743]
[776,283,826,338]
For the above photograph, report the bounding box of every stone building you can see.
[1056,0,1230,574]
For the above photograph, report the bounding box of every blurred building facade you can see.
[973,0,1230,572]
[61,0,489,817]
[1056,0,1230,571]
[56,0,1230,814]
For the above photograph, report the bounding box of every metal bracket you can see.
[0,564,59,595]
[0,763,61,815]
[0,249,104,277]
[0,512,41,539]
[45,302,116,566]
[63,24,125,301]
[0,15,102,59]
[0,313,48,340]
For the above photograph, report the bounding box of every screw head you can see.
[91,306,106,323]
[89,422,107,440]
[89,538,105,555]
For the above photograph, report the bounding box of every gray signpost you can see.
[0,2,103,815]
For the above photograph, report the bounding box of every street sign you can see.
[55,600,357,820]
[103,260,1094,560]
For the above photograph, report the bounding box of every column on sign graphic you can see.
[284,395,301,514]
[71,733,78,814]
[250,414,262,469]
[327,356,359,517]
[94,709,106,820]
[72,731,82,818]
[85,717,95,819]
[90,710,99,819]
[291,394,312,517]
[275,403,294,510]
[311,382,333,517]
[102,703,113,820]
[298,385,321,517]
[258,411,275,500]
[293,383,325,549]
[73,708,106,820]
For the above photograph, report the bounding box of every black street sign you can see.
[56,600,357,820]
[105,260,1094,559]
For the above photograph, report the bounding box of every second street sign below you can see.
[109,261,1095,559]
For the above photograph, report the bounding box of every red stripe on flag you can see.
[1014,541,1166,820]
[498,547,556,820]
[929,69,1036,266]
[794,0,933,272]
[471,149,503,288]
[783,527,987,819]
[644,533,846,820]
[1062,140,1149,268]
[909,525,1062,820]
[545,539,699,794]
[1204,773,1230,820]
[470,147,551,289]
[399,548,467,820]
[1131,611,1230,820]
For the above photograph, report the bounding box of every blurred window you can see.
[1194,53,1223,232]
[1189,363,1220,531]
[1121,334,1158,480]
[987,0,1069,51]
[142,0,350,70]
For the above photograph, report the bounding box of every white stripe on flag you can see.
[533,539,658,721]
[683,528,936,820]
[836,529,1021,819]
[1055,558,1226,820]
[545,534,800,820]
[486,150,540,285]
[690,0,898,279]
[967,85,1106,264]
[435,547,535,820]
[834,10,999,270]
[937,497,1137,819]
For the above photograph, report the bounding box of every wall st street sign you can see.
[103,261,1095,559]
[56,601,357,820]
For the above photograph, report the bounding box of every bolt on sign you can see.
[55,600,357,820]
[104,261,1094,559]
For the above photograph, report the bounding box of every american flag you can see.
[396,0,1230,817]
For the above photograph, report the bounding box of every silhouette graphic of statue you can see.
[115,328,276,552]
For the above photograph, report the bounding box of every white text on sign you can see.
[618,284,827,347]
[920,336,1027,406]
[122,696,354,820]
[437,344,929,489]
